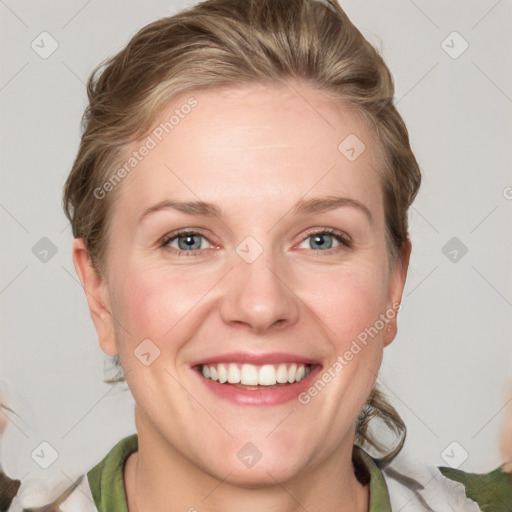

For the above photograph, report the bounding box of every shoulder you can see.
[3,434,138,512]
[85,433,138,512]
[4,473,97,512]
[438,464,512,512]
[57,434,138,512]
[359,443,512,512]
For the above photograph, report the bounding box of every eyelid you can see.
[160,228,218,252]
[296,227,352,250]
[159,226,352,255]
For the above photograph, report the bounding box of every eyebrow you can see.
[138,195,373,224]
[291,196,373,224]
[140,199,220,221]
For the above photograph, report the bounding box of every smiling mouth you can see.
[196,362,315,389]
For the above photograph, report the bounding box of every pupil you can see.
[312,234,332,250]
[178,235,200,250]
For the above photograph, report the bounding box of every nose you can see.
[219,252,300,334]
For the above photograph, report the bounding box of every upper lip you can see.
[189,352,321,367]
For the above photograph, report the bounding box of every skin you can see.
[73,80,410,512]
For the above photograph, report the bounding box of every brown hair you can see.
[63,0,420,467]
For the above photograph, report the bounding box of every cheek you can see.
[111,264,217,347]
[299,261,388,348]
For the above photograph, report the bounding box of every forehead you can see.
[114,82,383,222]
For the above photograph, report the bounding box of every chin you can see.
[218,459,306,489]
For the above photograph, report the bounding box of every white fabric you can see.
[382,445,483,512]
[6,474,98,512]
[7,449,483,511]
[59,475,98,512]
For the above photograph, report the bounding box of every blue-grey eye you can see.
[309,233,334,250]
[168,233,207,251]
[297,231,346,251]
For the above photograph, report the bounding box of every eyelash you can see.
[160,228,352,256]
[300,227,353,252]
[160,229,215,257]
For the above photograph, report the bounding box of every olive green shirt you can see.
[3,434,511,511]
[87,434,512,512]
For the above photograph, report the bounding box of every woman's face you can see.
[75,81,409,484]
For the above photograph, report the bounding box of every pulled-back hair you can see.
[63,0,420,468]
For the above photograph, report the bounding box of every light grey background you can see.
[1,0,511,502]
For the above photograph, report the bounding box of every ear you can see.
[72,238,118,356]
[383,240,411,347]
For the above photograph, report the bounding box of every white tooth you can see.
[217,363,228,383]
[210,365,218,381]
[288,363,297,383]
[258,365,277,386]
[305,365,311,377]
[240,364,259,385]
[295,365,305,382]
[227,363,241,384]
[202,365,210,379]
[276,364,288,384]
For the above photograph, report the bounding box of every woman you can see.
[4,0,510,510]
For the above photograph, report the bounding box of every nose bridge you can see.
[219,244,299,333]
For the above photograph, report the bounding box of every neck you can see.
[124,414,369,512]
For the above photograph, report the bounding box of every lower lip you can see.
[193,365,322,406]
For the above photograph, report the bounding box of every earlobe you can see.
[383,240,411,347]
[72,238,118,356]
